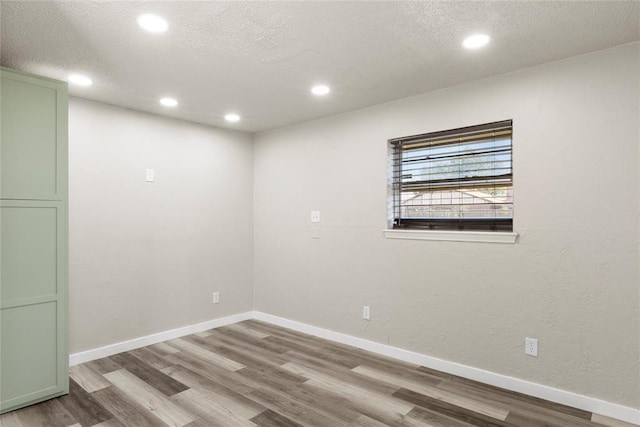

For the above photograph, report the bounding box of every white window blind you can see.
[390,120,513,231]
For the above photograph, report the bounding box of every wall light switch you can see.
[311,211,320,223]
[146,168,155,182]
[212,291,220,304]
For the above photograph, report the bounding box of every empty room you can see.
[0,1,638,426]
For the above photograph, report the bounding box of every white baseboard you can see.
[253,311,640,426]
[68,310,639,425]
[68,311,253,366]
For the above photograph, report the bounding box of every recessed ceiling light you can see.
[159,97,178,107]
[225,113,240,122]
[68,74,93,86]
[311,85,330,96]
[137,14,168,33]
[463,34,490,49]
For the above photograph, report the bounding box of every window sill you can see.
[383,229,518,244]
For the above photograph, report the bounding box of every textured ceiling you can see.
[1,1,639,133]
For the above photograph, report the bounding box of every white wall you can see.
[253,43,640,408]
[68,98,253,354]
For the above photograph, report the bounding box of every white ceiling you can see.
[1,1,639,133]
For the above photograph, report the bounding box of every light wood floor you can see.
[0,320,634,427]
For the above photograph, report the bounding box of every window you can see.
[390,120,513,232]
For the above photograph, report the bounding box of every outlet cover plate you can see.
[525,337,538,357]
[363,305,371,320]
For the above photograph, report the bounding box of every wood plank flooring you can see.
[1,320,635,427]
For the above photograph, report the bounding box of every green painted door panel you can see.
[1,205,58,301]
[0,68,68,201]
[1,302,60,404]
[0,200,68,413]
[0,68,68,414]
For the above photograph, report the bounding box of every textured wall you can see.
[253,43,640,407]
[68,98,253,353]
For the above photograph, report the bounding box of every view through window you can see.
[390,120,513,231]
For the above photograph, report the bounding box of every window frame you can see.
[389,120,513,233]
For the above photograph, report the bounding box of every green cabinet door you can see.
[1,69,68,201]
[0,68,68,413]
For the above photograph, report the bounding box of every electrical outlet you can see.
[525,337,538,357]
[212,291,220,304]
[362,305,371,320]
[311,211,320,223]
